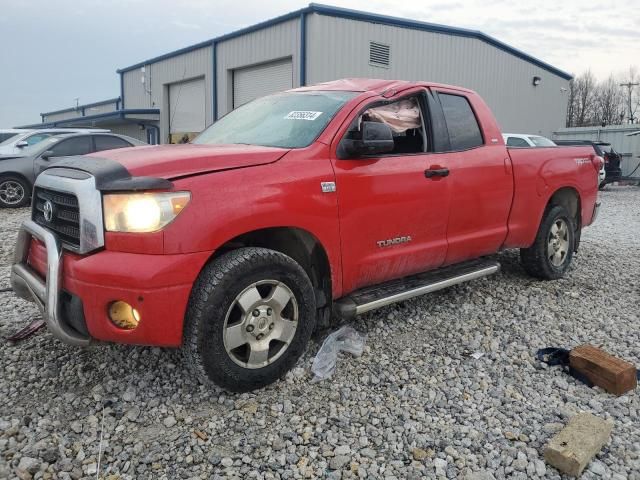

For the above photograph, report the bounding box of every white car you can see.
[502,133,556,148]
[0,129,32,144]
[0,128,109,156]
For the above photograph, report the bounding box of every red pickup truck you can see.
[12,79,601,391]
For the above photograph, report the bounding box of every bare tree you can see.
[594,75,624,126]
[575,70,597,126]
[566,71,598,127]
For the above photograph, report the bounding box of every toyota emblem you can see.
[43,200,54,222]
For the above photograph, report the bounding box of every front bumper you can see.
[11,220,90,345]
[12,220,212,347]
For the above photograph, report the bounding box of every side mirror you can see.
[16,141,28,148]
[338,121,394,159]
[40,150,54,160]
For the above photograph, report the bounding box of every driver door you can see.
[331,89,452,294]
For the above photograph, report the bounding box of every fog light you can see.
[108,301,140,329]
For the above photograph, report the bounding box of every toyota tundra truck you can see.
[11,79,602,392]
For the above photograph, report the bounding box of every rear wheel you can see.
[183,247,316,392]
[520,205,576,280]
[0,176,30,208]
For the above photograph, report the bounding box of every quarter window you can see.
[94,135,131,151]
[438,93,483,150]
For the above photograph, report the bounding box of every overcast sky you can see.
[1,0,638,126]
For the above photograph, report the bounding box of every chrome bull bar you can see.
[11,219,90,346]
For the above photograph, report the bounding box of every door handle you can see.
[424,168,449,178]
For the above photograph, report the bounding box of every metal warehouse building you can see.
[25,3,572,143]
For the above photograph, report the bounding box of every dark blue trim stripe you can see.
[115,4,571,81]
[120,73,125,109]
[212,40,217,121]
[116,8,307,74]
[299,12,307,86]
[17,109,160,129]
[41,97,122,117]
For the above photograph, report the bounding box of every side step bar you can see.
[334,258,500,319]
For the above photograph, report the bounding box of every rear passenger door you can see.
[431,89,514,265]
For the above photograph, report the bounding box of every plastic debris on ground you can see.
[7,318,45,342]
[311,325,366,382]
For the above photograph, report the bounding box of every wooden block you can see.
[570,344,637,396]
[544,412,613,477]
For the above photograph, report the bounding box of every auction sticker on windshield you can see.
[284,111,323,121]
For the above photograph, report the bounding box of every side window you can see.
[94,135,131,151]
[506,137,529,147]
[353,96,427,155]
[438,93,483,150]
[49,137,93,157]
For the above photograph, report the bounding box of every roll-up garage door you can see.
[233,58,293,108]
[168,77,205,143]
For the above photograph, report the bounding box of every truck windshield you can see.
[193,91,357,148]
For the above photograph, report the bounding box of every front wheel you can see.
[520,205,576,280]
[183,247,316,392]
[0,176,30,208]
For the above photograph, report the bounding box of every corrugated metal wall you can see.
[306,14,569,137]
[43,110,83,122]
[122,46,213,143]
[216,18,300,117]
[43,100,119,123]
[83,101,118,116]
[553,125,640,176]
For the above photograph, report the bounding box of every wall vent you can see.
[369,41,390,68]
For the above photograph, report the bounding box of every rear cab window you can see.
[436,93,484,151]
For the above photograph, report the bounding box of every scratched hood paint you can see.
[88,144,290,179]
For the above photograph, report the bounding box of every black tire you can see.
[0,176,30,208]
[598,182,606,190]
[183,247,316,392]
[520,205,576,280]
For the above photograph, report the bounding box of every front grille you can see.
[32,188,80,249]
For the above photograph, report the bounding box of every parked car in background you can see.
[0,128,109,156]
[10,79,601,392]
[0,133,145,207]
[554,140,622,188]
[502,133,556,147]
[0,129,31,144]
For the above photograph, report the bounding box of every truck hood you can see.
[88,143,290,179]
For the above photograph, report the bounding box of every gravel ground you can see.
[1,187,639,480]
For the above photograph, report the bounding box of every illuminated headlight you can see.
[103,192,191,232]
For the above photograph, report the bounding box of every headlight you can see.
[103,191,191,232]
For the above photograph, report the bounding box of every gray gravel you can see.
[1,187,639,479]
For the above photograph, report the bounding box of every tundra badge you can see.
[377,236,412,248]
